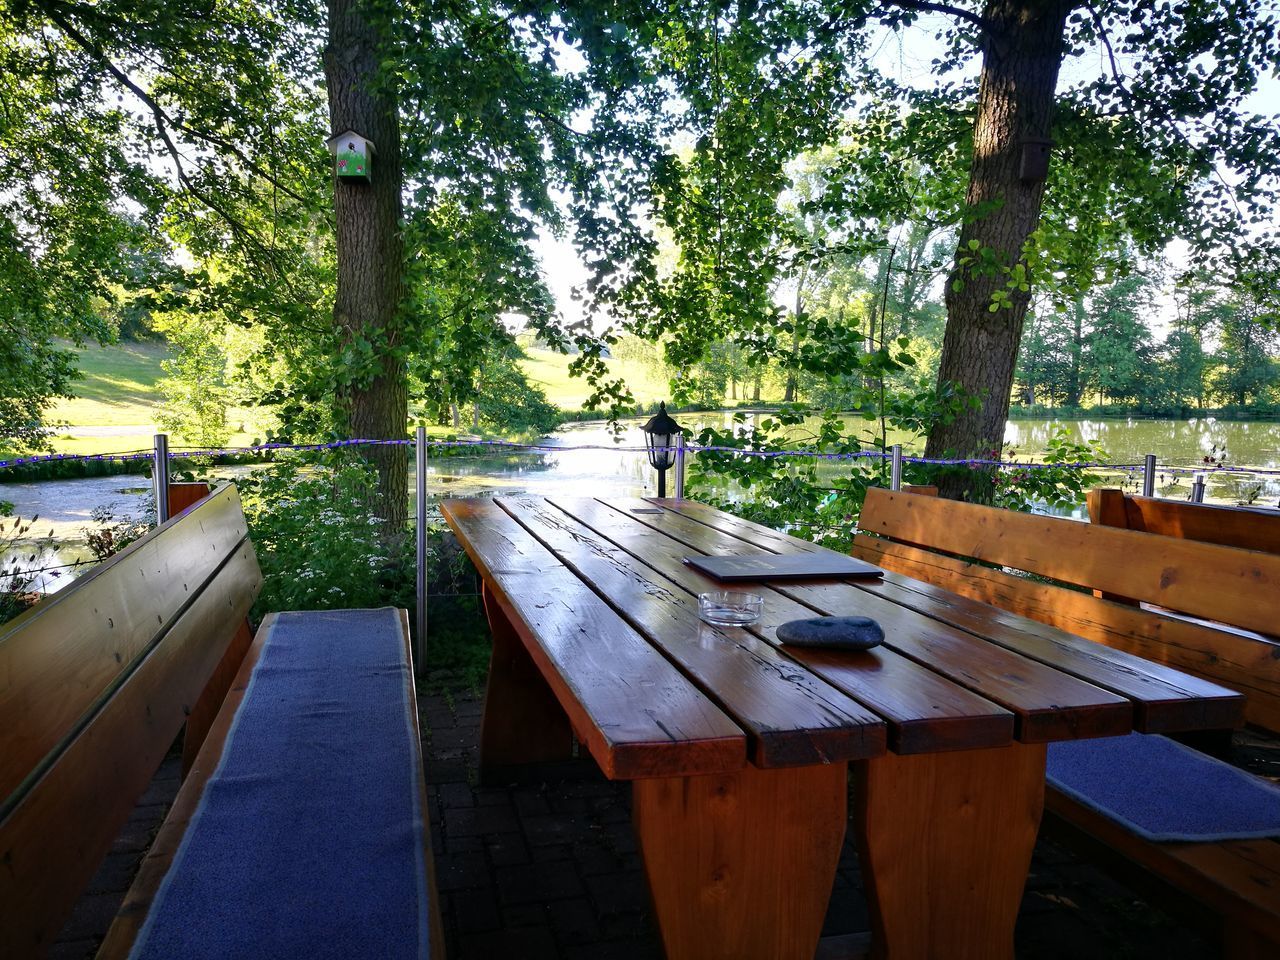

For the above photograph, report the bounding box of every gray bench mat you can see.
[130,608,430,960]
[1048,732,1280,842]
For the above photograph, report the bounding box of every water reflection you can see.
[1002,418,1280,506]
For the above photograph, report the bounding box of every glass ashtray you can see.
[698,591,764,626]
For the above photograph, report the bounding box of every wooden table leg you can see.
[633,762,848,960]
[852,742,1047,960]
[478,582,575,784]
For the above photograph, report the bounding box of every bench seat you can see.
[100,607,442,959]
[0,483,442,959]
[852,487,1280,957]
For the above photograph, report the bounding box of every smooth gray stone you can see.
[775,616,884,650]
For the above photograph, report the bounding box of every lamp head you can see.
[642,402,681,471]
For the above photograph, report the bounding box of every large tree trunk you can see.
[924,1,1072,496]
[324,0,407,537]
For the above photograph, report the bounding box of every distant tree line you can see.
[1017,268,1277,414]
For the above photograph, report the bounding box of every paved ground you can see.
[58,684,1223,959]
[52,755,183,960]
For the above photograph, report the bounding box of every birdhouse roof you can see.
[325,129,375,154]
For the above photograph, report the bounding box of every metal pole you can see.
[890,444,903,491]
[153,433,170,524]
[657,468,666,499]
[1142,453,1157,498]
[674,434,686,500]
[1191,472,1206,504]
[415,426,428,675]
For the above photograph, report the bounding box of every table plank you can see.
[656,497,1246,734]
[497,497,885,767]
[442,499,745,779]
[859,571,1244,733]
[545,497,1015,754]
[607,498,1133,743]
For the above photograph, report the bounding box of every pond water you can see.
[434,414,1280,506]
[4,415,1278,593]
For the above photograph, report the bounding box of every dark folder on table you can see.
[683,553,883,582]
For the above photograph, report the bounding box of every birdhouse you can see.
[1019,137,1054,183]
[326,129,374,183]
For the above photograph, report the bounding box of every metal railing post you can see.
[1191,472,1206,504]
[1142,453,1157,498]
[152,433,170,524]
[890,444,903,491]
[674,434,686,500]
[415,426,428,675]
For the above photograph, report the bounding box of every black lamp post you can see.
[642,402,681,498]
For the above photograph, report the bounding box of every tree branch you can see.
[878,0,992,34]
[35,0,310,207]
[1083,2,1244,220]
[40,6,263,243]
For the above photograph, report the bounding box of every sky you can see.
[527,12,1280,338]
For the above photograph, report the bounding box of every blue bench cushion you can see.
[130,608,432,960]
[1048,732,1280,843]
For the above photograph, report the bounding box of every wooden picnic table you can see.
[441,495,1244,960]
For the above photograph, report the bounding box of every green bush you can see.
[992,428,1110,513]
[236,458,415,619]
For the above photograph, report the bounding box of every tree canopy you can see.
[3,0,1277,512]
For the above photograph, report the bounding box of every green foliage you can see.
[992,430,1110,514]
[1083,275,1159,405]
[473,352,562,436]
[236,459,414,618]
[688,369,973,549]
[155,314,233,447]
[8,0,1279,478]
[0,0,323,450]
[1016,267,1278,412]
[82,505,151,563]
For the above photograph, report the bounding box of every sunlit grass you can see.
[518,347,673,411]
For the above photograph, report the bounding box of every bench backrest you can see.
[853,487,1280,732]
[0,483,261,956]
[1088,487,1280,554]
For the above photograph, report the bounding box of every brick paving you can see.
[57,687,1219,959]
[51,752,183,960]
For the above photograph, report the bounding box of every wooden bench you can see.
[0,482,442,959]
[1089,487,1280,553]
[852,486,1280,956]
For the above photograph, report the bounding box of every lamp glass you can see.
[642,402,680,472]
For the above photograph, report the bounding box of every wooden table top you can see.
[441,496,1244,780]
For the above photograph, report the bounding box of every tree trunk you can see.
[1066,295,1084,407]
[784,266,807,404]
[324,0,407,537]
[752,373,761,402]
[924,1,1072,496]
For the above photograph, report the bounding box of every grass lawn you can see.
[38,342,681,455]
[49,341,169,426]
[41,342,271,456]
[518,346,673,410]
